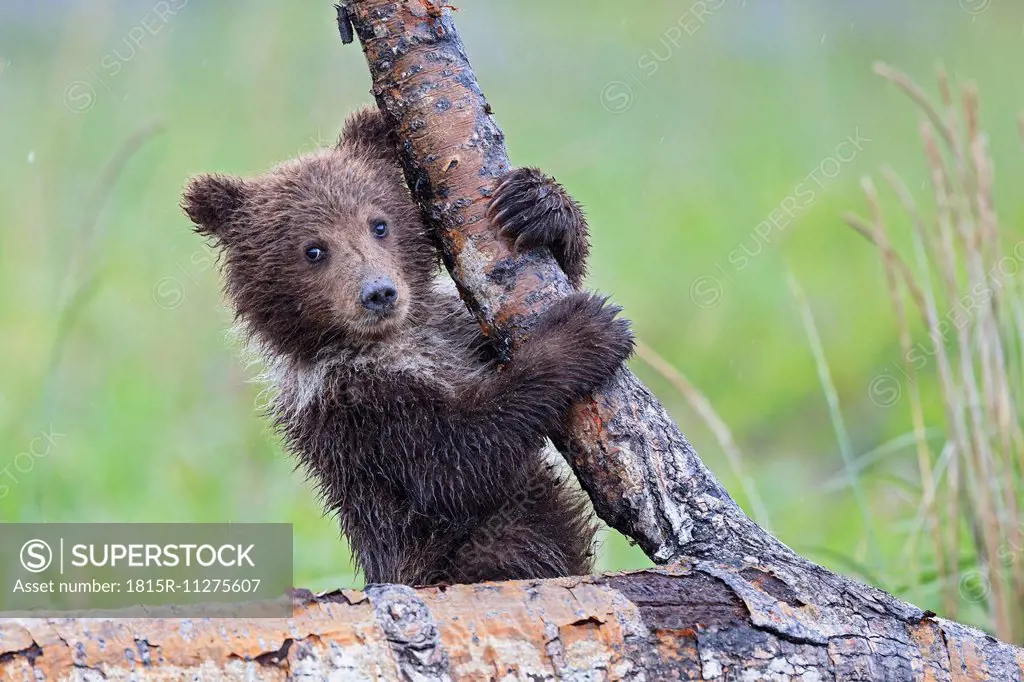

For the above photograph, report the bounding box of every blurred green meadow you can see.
[2,0,1023,634]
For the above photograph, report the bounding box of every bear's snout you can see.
[360,276,399,314]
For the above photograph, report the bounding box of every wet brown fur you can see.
[181,108,633,585]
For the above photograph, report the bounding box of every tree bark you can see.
[2,568,1021,680]
[335,0,1024,675]
[343,0,728,568]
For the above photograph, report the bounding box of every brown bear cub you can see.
[182,108,633,585]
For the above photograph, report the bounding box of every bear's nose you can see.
[360,277,399,313]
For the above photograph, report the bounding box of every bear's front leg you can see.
[462,292,634,442]
[487,167,590,288]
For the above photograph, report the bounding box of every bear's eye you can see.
[372,221,389,238]
[305,246,327,263]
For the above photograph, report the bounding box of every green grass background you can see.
[1,0,1021,631]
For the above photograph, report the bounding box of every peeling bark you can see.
[2,568,1020,680]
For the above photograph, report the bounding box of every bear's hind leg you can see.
[450,468,596,583]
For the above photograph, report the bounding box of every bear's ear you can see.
[181,174,249,236]
[338,107,399,163]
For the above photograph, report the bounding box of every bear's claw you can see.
[487,167,582,255]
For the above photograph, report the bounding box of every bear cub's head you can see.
[182,109,438,360]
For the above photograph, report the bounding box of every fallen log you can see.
[3,566,1021,680]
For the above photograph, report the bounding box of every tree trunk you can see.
[337,0,1024,676]
[2,568,1021,680]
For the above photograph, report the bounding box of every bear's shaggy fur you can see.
[182,108,633,585]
